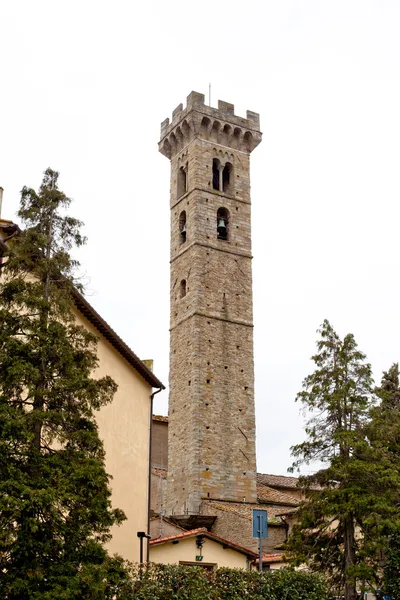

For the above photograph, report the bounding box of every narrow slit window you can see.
[180,279,187,298]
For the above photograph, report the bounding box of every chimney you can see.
[0,188,3,219]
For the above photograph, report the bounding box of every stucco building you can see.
[149,527,257,570]
[0,214,165,564]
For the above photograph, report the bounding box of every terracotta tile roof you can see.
[257,473,302,489]
[149,527,257,558]
[152,414,168,423]
[202,500,284,526]
[253,553,288,564]
[150,527,206,544]
[150,516,187,531]
[151,467,168,479]
[257,472,320,491]
[208,501,252,521]
[257,484,300,506]
[275,509,297,518]
[72,289,165,390]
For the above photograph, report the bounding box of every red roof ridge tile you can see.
[150,527,207,544]
[149,527,257,558]
[253,553,287,564]
[152,414,168,423]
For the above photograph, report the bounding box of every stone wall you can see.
[201,500,287,554]
[151,418,168,470]
[160,93,262,516]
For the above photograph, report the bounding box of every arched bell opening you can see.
[217,207,229,241]
[179,210,187,243]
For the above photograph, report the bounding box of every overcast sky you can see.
[1,0,400,475]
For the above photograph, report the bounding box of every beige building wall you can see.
[75,310,152,563]
[0,218,164,565]
[150,536,250,569]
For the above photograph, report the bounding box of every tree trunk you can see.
[32,216,52,453]
[344,514,357,600]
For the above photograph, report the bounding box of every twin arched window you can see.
[212,159,232,193]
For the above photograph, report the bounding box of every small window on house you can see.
[177,166,187,198]
[212,158,221,191]
[217,207,229,241]
[223,162,232,192]
[180,279,187,298]
[179,211,187,243]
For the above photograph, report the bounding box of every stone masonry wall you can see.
[201,500,287,554]
[161,93,262,516]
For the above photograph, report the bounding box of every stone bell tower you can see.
[159,91,262,517]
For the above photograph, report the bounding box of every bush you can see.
[125,564,328,600]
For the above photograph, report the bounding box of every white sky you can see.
[1,0,400,475]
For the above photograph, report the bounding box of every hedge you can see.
[127,564,328,600]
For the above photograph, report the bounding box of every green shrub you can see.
[126,564,328,600]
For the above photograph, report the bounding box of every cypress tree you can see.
[286,320,400,599]
[0,169,127,599]
[372,364,400,596]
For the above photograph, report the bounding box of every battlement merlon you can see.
[159,91,262,159]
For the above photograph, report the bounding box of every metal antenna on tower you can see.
[209,83,211,106]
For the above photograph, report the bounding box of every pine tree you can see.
[286,320,400,600]
[372,365,400,596]
[0,169,128,599]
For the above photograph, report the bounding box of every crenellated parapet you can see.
[159,91,262,159]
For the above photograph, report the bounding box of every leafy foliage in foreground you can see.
[0,169,125,599]
[286,321,400,600]
[128,564,328,600]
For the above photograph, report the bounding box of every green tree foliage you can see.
[286,320,400,600]
[0,169,127,599]
[372,364,400,595]
[129,564,328,600]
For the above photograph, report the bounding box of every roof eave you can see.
[72,289,165,390]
